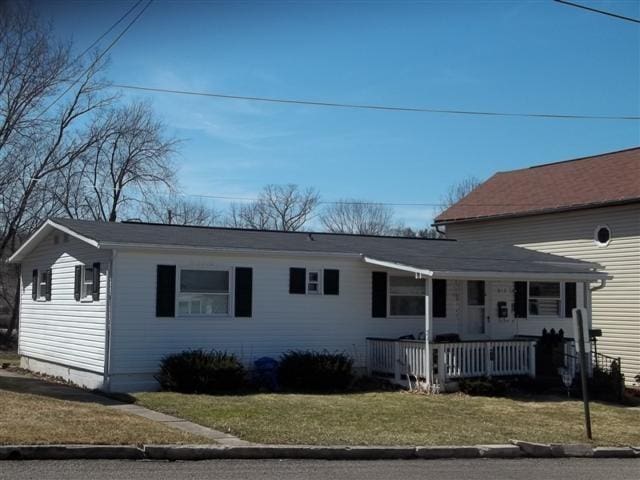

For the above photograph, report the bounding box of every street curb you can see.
[1,443,639,461]
[0,445,144,460]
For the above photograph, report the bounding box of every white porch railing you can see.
[366,337,537,386]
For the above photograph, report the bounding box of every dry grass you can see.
[0,377,206,445]
[0,351,19,367]
[135,391,640,446]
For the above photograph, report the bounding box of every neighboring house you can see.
[8,218,607,392]
[434,147,640,382]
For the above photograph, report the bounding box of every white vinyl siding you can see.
[108,251,431,391]
[18,232,110,377]
[445,203,640,381]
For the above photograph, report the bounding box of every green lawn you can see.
[135,391,640,446]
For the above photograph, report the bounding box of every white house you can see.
[434,147,639,382]
[8,218,609,392]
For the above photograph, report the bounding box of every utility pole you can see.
[167,209,172,225]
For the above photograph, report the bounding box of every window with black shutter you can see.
[514,281,527,318]
[234,267,253,317]
[156,265,176,317]
[32,269,38,301]
[289,268,306,294]
[371,271,387,318]
[45,269,52,301]
[564,282,577,318]
[92,263,100,301]
[432,279,447,318]
[74,265,82,301]
[323,269,339,295]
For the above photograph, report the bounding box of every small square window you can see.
[307,271,320,294]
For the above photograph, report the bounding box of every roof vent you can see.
[307,233,315,241]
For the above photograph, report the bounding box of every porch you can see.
[366,337,537,387]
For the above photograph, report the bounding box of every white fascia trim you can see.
[430,270,612,281]
[7,220,99,263]
[362,256,434,276]
[100,242,363,259]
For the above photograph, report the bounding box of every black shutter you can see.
[289,267,306,294]
[371,271,387,318]
[45,269,52,301]
[323,269,339,295]
[433,279,447,318]
[514,281,528,318]
[74,266,82,301]
[32,269,38,301]
[565,282,577,318]
[156,265,176,317]
[234,267,253,317]
[92,262,100,301]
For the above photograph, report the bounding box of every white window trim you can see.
[307,270,322,295]
[527,280,563,319]
[387,275,426,318]
[175,267,233,318]
[80,265,95,303]
[36,270,48,302]
[594,224,612,248]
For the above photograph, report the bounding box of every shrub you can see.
[458,377,508,397]
[588,360,625,403]
[278,350,354,392]
[156,349,246,394]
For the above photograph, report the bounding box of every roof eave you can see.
[433,198,640,226]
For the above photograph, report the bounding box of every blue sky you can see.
[40,0,640,227]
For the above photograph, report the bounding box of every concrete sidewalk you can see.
[0,369,249,446]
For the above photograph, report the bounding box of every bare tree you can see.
[0,3,115,336]
[437,176,482,214]
[60,101,178,222]
[225,184,320,231]
[320,200,395,235]
[141,195,219,226]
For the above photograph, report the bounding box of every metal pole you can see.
[576,309,592,440]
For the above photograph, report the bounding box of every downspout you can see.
[104,249,116,392]
[589,278,607,292]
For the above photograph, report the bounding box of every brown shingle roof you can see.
[434,147,640,224]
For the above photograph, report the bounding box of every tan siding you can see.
[19,231,110,375]
[446,203,640,381]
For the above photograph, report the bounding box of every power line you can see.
[174,192,555,208]
[111,84,640,121]
[554,0,640,24]
[72,0,145,62]
[36,0,154,119]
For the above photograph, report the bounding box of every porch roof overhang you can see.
[362,256,611,282]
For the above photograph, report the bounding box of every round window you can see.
[594,225,611,247]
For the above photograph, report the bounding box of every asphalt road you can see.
[0,458,638,480]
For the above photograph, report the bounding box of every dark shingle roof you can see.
[435,147,640,224]
[49,218,605,278]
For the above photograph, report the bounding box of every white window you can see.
[389,276,425,317]
[177,269,230,316]
[528,282,561,316]
[38,271,48,300]
[307,271,321,294]
[82,265,94,300]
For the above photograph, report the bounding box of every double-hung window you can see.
[178,269,230,316]
[82,265,94,300]
[389,276,425,317]
[38,271,48,300]
[307,271,320,294]
[528,282,561,316]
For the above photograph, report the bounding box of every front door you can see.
[465,280,486,337]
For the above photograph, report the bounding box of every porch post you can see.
[424,277,433,385]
